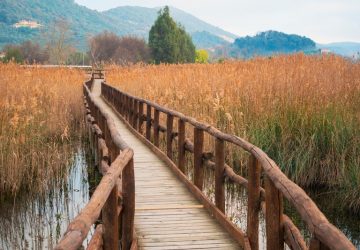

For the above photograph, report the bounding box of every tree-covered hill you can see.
[0,0,235,50]
[231,30,316,58]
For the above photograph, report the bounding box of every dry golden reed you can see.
[107,54,360,212]
[0,63,84,199]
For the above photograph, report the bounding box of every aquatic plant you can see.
[106,54,360,212]
[0,63,84,200]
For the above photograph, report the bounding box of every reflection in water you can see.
[0,148,92,250]
[203,167,360,249]
[1,146,359,249]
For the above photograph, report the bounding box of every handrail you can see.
[55,79,136,250]
[55,149,133,250]
[101,82,355,250]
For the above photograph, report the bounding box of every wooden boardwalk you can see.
[91,80,239,249]
[56,73,355,250]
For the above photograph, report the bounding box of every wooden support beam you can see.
[132,99,138,129]
[103,142,120,250]
[121,158,135,249]
[265,176,284,250]
[166,114,174,159]
[138,101,144,133]
[215,138,225,213]
[194,128,204,190]
[146,104,152,140]
[178,119,186,173]
[87,224,103,250]
[247,154,261,250]
[309,237,330,250]
[153,109,160,147]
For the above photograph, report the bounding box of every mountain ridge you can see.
[0,0,236,50]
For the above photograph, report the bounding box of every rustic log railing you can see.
[55,80,137,250]
[101,82,355,250]
[92,69,105,80]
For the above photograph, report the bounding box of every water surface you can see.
[0,148,92,250]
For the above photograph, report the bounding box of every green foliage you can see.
[149,6,195,64]
[195,49,209,63]
[0,1,235,51]
[66,51,90,65]
[233,30,316,58]
[3,46,23,63]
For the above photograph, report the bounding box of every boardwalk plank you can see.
[91,80,240,249]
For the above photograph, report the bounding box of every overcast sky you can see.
[75,0,360,43]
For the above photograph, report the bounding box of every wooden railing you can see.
[101,82,355,250]
[55,80,136,250]
[92,69,105,80]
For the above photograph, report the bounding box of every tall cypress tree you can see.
[149,6,195,64]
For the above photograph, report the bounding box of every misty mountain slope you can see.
[317,42,360,57]
[0,0,236,50]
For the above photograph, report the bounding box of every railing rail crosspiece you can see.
[56,71,355,250]
[55,77,136,250]
[99,80,355,250]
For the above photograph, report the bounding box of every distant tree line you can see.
[232,30,316,58]
[90,7,200,65]
[89,32,150,65]
[1,7,208,65]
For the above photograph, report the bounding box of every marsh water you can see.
[0,148,93,250]
[0,147,359,249]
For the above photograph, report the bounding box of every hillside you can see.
[0,0,236,50]
[317,42,360,58]
[227,30,316,58]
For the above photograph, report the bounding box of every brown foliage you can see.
[89,32,150,65]
[106,54,360,211]
[0,64,84,199]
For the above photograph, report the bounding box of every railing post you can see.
[111,88,115,106]
[122,94,126,116]
[127,96,131,122]
[129,98,134,124]
[122,156,135,249]
[153,109,160,147]
[194,128,204,190]
[93,128,98,164]
[309,237,330,250]
[166,114,174,159]
[146,104,152,140]
[120,93,124,115]
[247,154,261,250]
[126,96,129,121]
[138,101,144,133]
[178,119,186,173]
[215,138,225,213]
[102,142,119,250]
[115,91,121,113]
[132,99,138,128]
[265,176,284,250]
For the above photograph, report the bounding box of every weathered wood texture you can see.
[58,73,355,250]
[247,155,261,250]
[87,225,104,250]
[56,79,136,250]
[101,81,355,250]
[96,80,240,249]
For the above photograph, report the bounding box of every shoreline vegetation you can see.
[0,63,84,202]
[106,54,360,213]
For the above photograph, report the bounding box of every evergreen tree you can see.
[149,6,195,64]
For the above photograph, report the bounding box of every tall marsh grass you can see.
[107,54,360,212]
[0,64,84,200]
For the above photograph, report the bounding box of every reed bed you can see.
[106,54,360,212]
[0,64,84,201]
